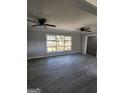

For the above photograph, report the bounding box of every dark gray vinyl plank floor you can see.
[28,54,97,93]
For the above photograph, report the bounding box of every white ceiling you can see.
[27,0,97,31]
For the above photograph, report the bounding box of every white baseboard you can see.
[28,52,81,60]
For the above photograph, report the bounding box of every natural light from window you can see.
[47,35,72,52]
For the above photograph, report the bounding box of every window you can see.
[47,35,72,52]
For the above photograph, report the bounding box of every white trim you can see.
[81,35,87,54]
[27,52,80,60]
[85,35,88,54]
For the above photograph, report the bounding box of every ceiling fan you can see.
[80,27,92,32]
[27,18,56,28]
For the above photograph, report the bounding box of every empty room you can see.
[27,0,97,93]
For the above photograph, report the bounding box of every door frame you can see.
[85,34,97,54]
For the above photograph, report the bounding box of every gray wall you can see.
[27,28,81,59]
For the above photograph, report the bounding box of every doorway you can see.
[86,36,97,56]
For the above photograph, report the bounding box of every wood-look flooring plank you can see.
[27,54,97,93]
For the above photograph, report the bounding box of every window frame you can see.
[46,34,72,53]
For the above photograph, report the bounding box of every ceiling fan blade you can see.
[32,24,41,27]
[27,19,39,23]
[45,24,56,27]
